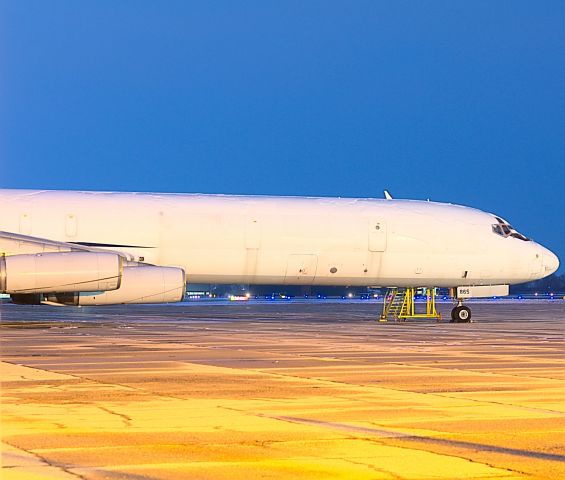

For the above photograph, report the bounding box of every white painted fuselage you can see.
[0,189,559,288]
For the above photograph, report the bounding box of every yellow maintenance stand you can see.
[380,287,441,322]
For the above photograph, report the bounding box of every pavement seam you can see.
[1,439,89,480]
[249,368,565,416]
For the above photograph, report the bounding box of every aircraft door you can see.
[65,214,78,238]
[19,213,31,235]
[244,218,261,282]
[284,254,318,284]
[368,220,387,252]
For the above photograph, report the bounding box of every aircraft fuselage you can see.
[0,189,558,288]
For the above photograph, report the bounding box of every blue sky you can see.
[1,1,564,267]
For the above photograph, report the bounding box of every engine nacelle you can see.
[44,265,186,305]
[1,252,122,294]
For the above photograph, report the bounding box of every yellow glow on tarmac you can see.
[2,303,565,479]
[2,364,522,480]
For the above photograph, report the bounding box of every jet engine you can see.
[42,265,186,306]
[2,251,186,306]
[1,252,122,294]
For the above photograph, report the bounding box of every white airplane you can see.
[0,189,559,322]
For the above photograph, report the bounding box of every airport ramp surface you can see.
[1,301,564,479]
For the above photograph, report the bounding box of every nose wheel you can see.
[451,304,472,323]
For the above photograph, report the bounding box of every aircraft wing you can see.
[0,231,134,260]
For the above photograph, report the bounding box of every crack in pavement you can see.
[97,405,133,428]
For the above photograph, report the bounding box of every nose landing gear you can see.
[451,301,472,323]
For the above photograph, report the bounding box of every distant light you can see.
[245,292,251,298]
[348,293,353,298]
[230,295,249,301]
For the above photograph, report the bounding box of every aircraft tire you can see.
[451,306,472,323]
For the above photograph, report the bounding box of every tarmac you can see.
[1,300,564,480]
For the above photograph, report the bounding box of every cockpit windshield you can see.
[491,217,530,241]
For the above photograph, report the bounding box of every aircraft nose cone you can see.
[543,250,560,275]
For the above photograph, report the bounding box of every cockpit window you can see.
[510,232,529,241]
[491,217,530,241]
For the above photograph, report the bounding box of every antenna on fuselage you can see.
[384,190,393,200]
